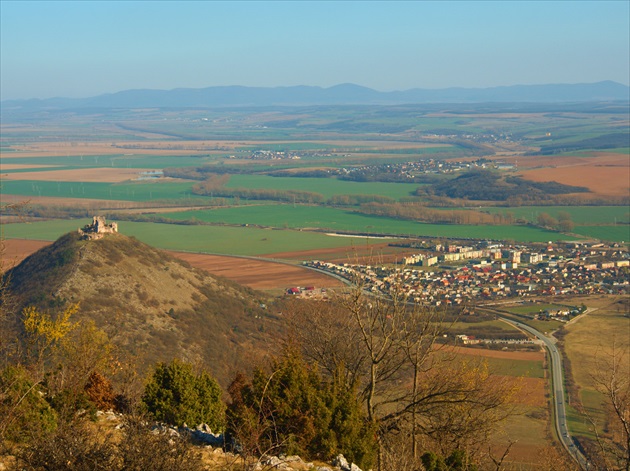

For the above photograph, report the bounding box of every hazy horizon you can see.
[1,1,629,100]
[3,80,629,106]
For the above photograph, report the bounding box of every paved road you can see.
[483,308,589,469]
[301,271,592,468]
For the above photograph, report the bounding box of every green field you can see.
[483,206,630,225]
[0,219,393,256]
[1,219,94,241]
[484,357,545,378]
[155,204,567,241]
[0,213,578,255]
[564,404,595,439]
[159,205,418,232]
[572,225,630,242]
[2,104,627,251]
[503,315,564,333]
[0,180,200,202]
[225,174,421,200]
[1,154,216,169]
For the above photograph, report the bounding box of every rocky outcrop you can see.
[97,413,365,471]
[332,454,363,471]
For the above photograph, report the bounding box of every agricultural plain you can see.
[1,102,628,466]
[2,104,628,243]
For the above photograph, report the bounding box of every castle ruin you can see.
[78,216,118,240]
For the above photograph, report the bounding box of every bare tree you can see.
[289,271,516,470]
[285,298,367,389]
[588,343,630,471]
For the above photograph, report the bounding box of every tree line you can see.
[418,170,589,202]
[355,202,514,226]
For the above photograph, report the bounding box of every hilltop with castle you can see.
[78,216,118,240]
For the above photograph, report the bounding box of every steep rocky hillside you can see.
[4,231,279,385]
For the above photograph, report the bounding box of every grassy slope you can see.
[561,296,630,438]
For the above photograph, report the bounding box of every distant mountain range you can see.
[3,81,629,110]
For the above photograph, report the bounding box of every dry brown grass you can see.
[562,295,629,392]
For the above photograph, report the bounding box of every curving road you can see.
[302,267,591,468]
[482,308,589,470]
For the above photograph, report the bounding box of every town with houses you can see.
[235,153,512,181]
[335,158,506,181]
[303,239,629,310]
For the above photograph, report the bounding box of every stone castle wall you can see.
[78,216,118,240]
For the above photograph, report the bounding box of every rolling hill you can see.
[4,230,279,386]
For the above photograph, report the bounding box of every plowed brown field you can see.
[166,251,345,290]
[508,152,629,197]
[2,239,51,266]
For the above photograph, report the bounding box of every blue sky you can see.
[1,1,628,100]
